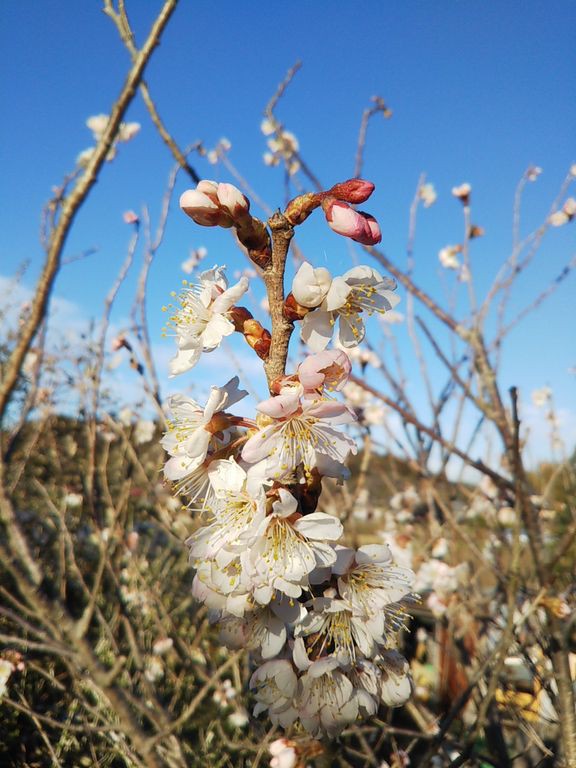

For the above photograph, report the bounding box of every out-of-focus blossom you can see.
[260,296,270,314]
[498,506,516,526]
[64,492,83,508]
[144,656,164,682]
[228,709,249,728]
[549,197,576,226]
[181,246,207,275]
[532,386,552,407]
[261,117,301,175]
[526,166,542,182]
[123,210,139,225]
[380,309,405,324]
[269,738,298,768]
[152,637,173,656]
[76,147,96,167]
[0,659,15,699]
[438,244,462,269]
[119,407,133,427]
[134,419,155,445]
[261,119,276,136]
[451,182,471,204]
[419,183,437,208]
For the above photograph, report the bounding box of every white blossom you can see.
[299,266,400,351]
[242,391,357,480]
[162,378,247,503]
[163,265,248,376]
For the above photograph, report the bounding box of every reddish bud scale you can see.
[251,332,271,359]
[283,293,311,321]
[235,217,272,268]
[229,305,254,332]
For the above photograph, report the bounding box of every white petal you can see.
[293,512,343,541]
[324,276,352,311]
[356,544,393,565]
[201,313,234,349]
[169,346,202,376]
[300,311,334,352]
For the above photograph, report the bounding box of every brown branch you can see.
[104,0,201,183]
[348,374,512,489]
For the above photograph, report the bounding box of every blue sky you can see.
[1,1,575,463]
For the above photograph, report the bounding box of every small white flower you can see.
[333,544,414,618]
[250,660,299,729]
[163,265,249,376]
[162,377,247,495]
[243,488,343,603]
[242,391,357,480]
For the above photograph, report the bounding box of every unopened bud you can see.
[323,199,382,245]
[217,182,250,218]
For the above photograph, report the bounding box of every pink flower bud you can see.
[298,350,351,392]
[217,182,250,218]
[323,200,382,245]
[328,178,375,204]
[180,188,232,227]
[357,211,382,245]
[196,179,219,199]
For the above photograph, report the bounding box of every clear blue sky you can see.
[1,1,575,461]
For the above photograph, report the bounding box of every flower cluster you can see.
[261,117,301,176]
[162,178,414,737]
